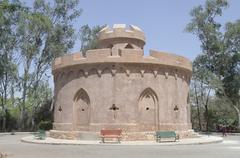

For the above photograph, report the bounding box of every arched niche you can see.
[138,88,158,131]
[78,69,85,77]
[107,44,113,49]
[125,43,134,49]
[73,88,90,128]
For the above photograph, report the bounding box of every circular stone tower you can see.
[50,24,194,140]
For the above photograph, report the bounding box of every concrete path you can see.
[21,135,223,146]
[1,133,240,158]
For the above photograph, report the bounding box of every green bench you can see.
[34,130,46,140]
[155,131,179,142]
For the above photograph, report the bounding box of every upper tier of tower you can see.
[98,24,145,50]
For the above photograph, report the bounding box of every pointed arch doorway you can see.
[73,88,90,130]
[138,88,159,131]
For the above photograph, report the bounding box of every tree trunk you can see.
[20,57,32,131]
[194,82,202,131]
[20,66,29,131]
[2,72,8,132]
[31,114,35,131]
[2,109,6,132]
[20,81,27,131]
[31,106,37,131]
[200,81,211,132]
[204,89,211,132]
[233,104,240,129]
[1,95,6,132]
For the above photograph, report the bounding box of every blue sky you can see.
[23,0,240,61]
[78,0,240,60]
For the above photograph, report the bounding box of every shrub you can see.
[38,121,52,130]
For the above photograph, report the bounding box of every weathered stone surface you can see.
[51,24,193,140]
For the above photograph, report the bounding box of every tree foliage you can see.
[0,0,106,132]
[15,0,82,130]
[0,0,21,131]
[187,0,240,130]
[79,25,105,56]
[0,0,82,131]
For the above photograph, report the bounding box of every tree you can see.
[16,0,82,130]
[186,0,240,129]
[79,25,105,56]
[0,0,21,132]
[222,20,240,127]
[27,81,52,130]
[191,55,223,131]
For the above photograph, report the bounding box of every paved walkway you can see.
[21,135,223,146]
[0,134,240,158]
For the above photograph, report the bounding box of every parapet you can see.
[149,50,192,71]
[52,49,192,74]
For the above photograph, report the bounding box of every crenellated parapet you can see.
[52,49,192,75]
[98,24,145,50]
[99,24,145,42]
